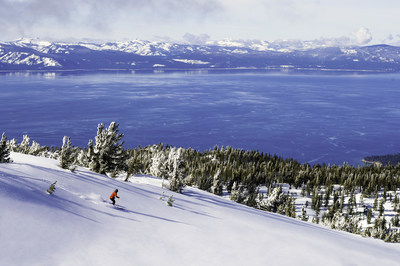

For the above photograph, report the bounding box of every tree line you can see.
[2,122,400,242]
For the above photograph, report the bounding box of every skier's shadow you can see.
[116,207,184,224]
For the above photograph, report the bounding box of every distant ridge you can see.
[1,38,400,72]
[364,153,400,167]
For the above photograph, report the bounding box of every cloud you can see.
[153,35,177,43]
[382,34,400,46]
[264,27,374,50]
[0,0,223,40]
[0,0,384,46]
[351,27,372,45]
[311,27,373,47]
[182,33,211,45]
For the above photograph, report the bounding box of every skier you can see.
[110,189,120,205]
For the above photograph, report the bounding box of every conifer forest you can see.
[2,122,400,243]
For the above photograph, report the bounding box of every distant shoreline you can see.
[363,153,400,167]
[361,159,383,167]
[0,67,394,75]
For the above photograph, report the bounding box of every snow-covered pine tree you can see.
[367,208,373,224]
[284,197,296,218]
[149,148,168,178]
[7,138,17,152]
[373,193,379,211]
[300,183,306,197]
[325,212,360,234]
[87,139,99,171]
[60,136,72,169]
[29,140,45,156]
[19,135,31,154]
[230,181,243,203]
[378,199,385,216]
[391,214,400,227]
[0,133,11,163]
[46,181,57,194]
[167,195,174,207]
[300,205,309,221]
[264,186,286,212]
[243,183,259,207]
[211,169,223,196]
[167,147,185,193]
[76,149,89,168]
[372,215,388,239]
[88,122,128,176]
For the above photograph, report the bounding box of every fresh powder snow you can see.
[1,152,400,266]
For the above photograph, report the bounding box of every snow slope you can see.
[1,153,400,266]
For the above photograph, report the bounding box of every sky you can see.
[0,0,400,45]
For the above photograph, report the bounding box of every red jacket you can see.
[110,191,119,200]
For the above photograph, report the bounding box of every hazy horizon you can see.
[1,0,400,46]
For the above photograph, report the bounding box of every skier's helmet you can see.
[116,189,118,192]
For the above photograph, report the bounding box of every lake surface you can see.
[1,71,399,166]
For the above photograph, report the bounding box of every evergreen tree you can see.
[167,147,185,193]
[211,169,223,196]
[7,138,18,152]
[285,197,296,218]
[367,208,373,224]
[373,216,388,239]
[148,148,168,178]
[391,214,400,227]
[359,193,364,209]
[60,136,72,169]
[379,199,385,217]
[373,193,379,211]
[167,195,174,207]
[0,133,10,163]
[312,216,320,224]
[88,122,128,176]
[324,187,331,207]
[230,181,243,203]
[262,186,286,212]
[46,181,57,194]
[394,194,399,205]
[300,205,309,221]
[339,190,345,213]
[76,150,89,168]
[29,140,45,156]
[243,184,259,207]
[300,183,306,197]
[19,135,31,154]
[347,194,354,216]
[329,212,360,233]
[277,204,285,215]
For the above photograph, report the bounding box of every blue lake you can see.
[1,71,399,166]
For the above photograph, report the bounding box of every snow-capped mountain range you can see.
[1,38,400,72]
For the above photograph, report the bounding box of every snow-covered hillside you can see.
[1,38,400,71]
[1,153,400,265]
